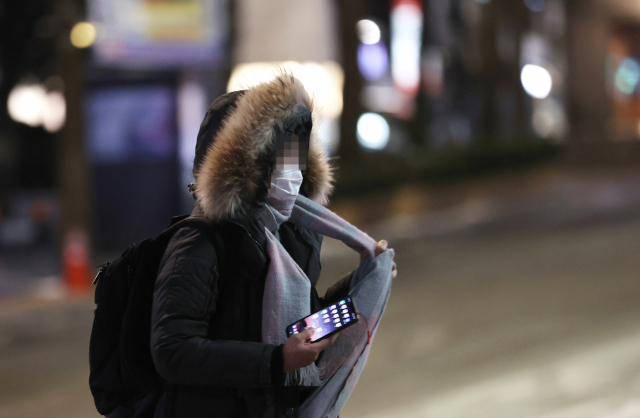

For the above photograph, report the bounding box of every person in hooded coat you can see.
[149,74,395,418]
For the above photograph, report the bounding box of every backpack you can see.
[89,216,224,417]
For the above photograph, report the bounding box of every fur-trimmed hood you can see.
[193,73,334,222]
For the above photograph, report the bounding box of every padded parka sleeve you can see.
[150,227,283,388]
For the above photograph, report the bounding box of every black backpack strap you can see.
[158,216,226,266]
[157,216,210,239]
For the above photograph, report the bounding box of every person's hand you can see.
[361,239,398,278]
[282,328,338,372]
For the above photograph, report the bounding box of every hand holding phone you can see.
[282,328,337,372]
[282,297,358,372]
[285,297,358,343]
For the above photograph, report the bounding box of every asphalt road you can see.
[1,215,640,418]
[332,217,640,418]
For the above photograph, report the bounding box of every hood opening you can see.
[193,73,334,222]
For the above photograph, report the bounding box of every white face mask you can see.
[266,169,303,220]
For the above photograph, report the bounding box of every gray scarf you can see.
[260,202,323,386]
[260,195,396,417]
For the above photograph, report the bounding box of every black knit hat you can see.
[193,90,245,176]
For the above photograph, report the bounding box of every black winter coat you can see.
[150,210,351,418]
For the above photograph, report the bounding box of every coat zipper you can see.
[228,220,262,249]
[92,261,111,285]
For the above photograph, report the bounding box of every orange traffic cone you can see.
[63,228,91,294]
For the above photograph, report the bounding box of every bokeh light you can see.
[70,22,97,49]
[520,64,553,99]
[357,42,388,81]
[356,19,381,45]
[7,84,47,127]
[7,83,66,131]
[227,61,344,119]
[614,58,640,95]
[532,97,566,140]
[316,117,340,155]
[357,113,390,150]
[42,91,66,133]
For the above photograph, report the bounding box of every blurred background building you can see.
[2,1,640,417]
[2,0,640,259]
[4,0,640,261]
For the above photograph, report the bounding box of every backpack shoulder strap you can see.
[158,216,226,262]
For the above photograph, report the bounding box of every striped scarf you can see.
[261,195,396,417]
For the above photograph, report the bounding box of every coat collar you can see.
[189,200,320,261]
[190,205,268,250]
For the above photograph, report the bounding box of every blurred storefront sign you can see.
[84,84,181,250]
[85,86,175,164]
[88,0,227,67]
[390,0,423,98]
[83,0,230,250]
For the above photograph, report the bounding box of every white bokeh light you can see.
[227,61,344,119]
[316,117,340,155]
[43,91,66,132]
[357,113,390,151]
[356,19,381,45]
[520,64,553,99]
[7,83,66,131]
[391,2,423,95]
[7,84,47,127]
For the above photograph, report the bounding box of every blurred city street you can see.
[3,0,640,417]
[2,165,640,418]
[341,212,640,418]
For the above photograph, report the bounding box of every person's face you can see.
[273,132,309,171]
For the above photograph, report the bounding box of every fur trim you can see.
[194,73,334,221]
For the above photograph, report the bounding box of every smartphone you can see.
[285,296,358,343]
